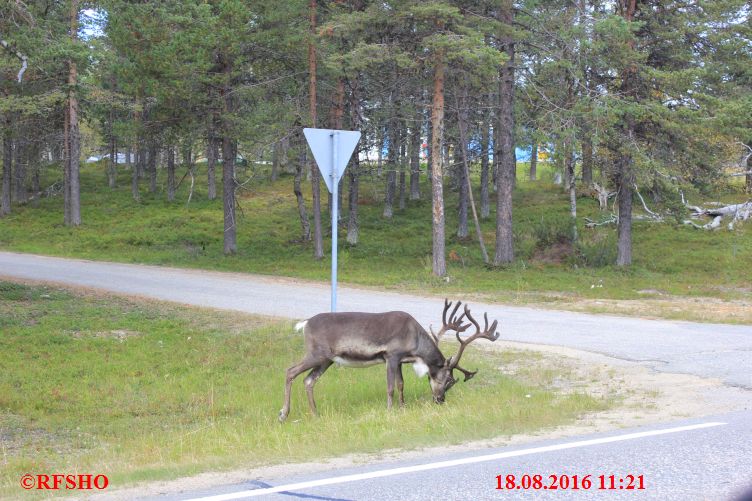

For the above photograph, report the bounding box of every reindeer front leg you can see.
[396,363,405,407]
[385,357,400,409]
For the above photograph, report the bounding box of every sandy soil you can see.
[84,340,752,501]
[542,296,752,324]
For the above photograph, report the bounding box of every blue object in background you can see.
[515,147,532,162]
[467,138,533,162]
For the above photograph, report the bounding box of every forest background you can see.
[1,0,751,322]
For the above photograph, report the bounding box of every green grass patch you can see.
[0,281,607,496]
[0,160,750,320]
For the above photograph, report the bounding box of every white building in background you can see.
[85,152,135,164]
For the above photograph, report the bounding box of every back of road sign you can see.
[303,128,361,193]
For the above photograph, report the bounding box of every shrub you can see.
[532,214,575,249]
[576,233,617,268]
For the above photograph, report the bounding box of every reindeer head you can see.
[427,362,456,403]
[427,301,500,403]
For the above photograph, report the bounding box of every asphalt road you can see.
[144,412,752,501]
[1,251,751,388]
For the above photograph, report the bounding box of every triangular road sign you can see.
[304,128,361,193]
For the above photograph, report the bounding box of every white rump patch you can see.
[413,360,429,378]
[294,320,308,332]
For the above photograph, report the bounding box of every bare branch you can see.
[584,214,618,228]
[633,183,662,221]
[0,37,28,83]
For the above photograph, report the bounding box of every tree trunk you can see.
[456,145,468,239]
[376,126,384,177]
[614,0,638,266]
[137,145,146,179]
[443,141,452,191]
[167,146,176,201]
[64,105,71,222]
[430,49,447,276]
[333,77,345,220]
[309,0,323,259]
[579,0,593,189]
[561,139,570,190]
[183,142,195,203]
[107,103,116,189]
[347,156,360,244]
[280,136,290,174]
[31,155,40,208]
[347,81,362,245]
[295,142,312,242]
[131,140,140,201]
[67,0,81,226]
[746,143,751,194]
[383,112,398,218]
[457,91,490,264]
[383,164,396,218]
[409,116,421,200]
[131,100,141,202]
[221,54,236,255]
[207,136,217,200]
[581,132,593,187]
[108,132,117,188]
[494,3,515,265]
[398,136,406,211]
[271,140,280,182]
[398,171,406,211]
[529,141,538,181]
[148,142,157,193]
[13,138,26,203]
[480,104,490,218]
[565,140,578,242]
[1,124,11,216]
[426,116,433,186]
[426,118,433,185]
[222,135,237,255]
[615,158,634,266]
[491,102,498,194]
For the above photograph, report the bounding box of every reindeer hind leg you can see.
[304,360,332,417]
[279,357,321,423]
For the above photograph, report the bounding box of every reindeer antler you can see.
[443,298,470,333]
[448,305,500,378]
[430,299,470,343]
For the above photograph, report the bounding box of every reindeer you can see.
[279,300,499,422]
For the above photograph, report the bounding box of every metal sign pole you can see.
[303,127,359,313]
[331,132,339,312]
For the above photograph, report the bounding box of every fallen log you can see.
[683,201,751,230]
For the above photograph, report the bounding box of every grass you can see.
[0,159,750,323]
[0,281,607,497]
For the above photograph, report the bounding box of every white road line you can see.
[184,421,726,501]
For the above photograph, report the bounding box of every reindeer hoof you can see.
[278,409,288,423]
